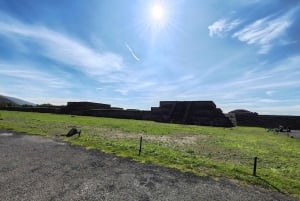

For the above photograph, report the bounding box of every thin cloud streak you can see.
[125,43,140,61]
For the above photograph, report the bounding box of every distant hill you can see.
[0,95,36,106]
[0,95,15,106]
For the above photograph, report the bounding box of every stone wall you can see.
[0,107,61,113]
[61,102,111,115]
[60,102,151,120]
[85,109,152,120]
[233,113,300,130]
[8,101,300,129]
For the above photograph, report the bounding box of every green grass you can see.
[0,110,299,198]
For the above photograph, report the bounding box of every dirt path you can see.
[0,130,298,201]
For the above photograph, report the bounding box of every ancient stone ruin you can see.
[3,100,300,129]
[61,102,111,115]
[151,101,233,127]
[229,109,300,130]
[54,101,233,127]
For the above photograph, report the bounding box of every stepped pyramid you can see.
[151,101,233,127]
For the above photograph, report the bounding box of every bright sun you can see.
[144,1,171,34]
[151,3,165,22]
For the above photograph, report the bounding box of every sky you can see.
[0,0,300,115]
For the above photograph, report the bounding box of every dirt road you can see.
[0,130,298,201]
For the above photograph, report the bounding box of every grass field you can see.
[0,110,299,198]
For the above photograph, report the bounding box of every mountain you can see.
[0,95,36,106]
[0,95,15,106]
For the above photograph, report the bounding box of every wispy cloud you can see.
[109,78,156,96]
[0,63,70,89]
[254,104,300,115]
[0,14,124,76]
[258,98,280,103]
[114,89,129,96]
[270,55,300,73]
[125,43,140,61]
[173,54,300,114]
[208,6,299,54]
[266,90,276,96]
[208,18,241,37]
[219,100,300,115]
[232,12,293,54]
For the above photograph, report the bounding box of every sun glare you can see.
[151,3,164,21]
[139,0,176,38]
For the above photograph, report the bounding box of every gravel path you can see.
[0,130,298,201]
[290,130,300,139]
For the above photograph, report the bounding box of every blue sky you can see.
[0,0,300,115]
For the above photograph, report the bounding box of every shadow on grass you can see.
[256,176,284,194]
[233,168,285,194]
